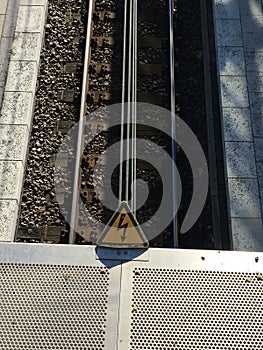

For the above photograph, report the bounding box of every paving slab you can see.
[0,161,24,199]
[0,0,8,15]
[0,125,29,161]
[222,108,252,141]
[20,0,47,6]
[220,76,249,107]
[247,73,263,92]
[218,47,246,76]
[256,162,263,186]
[228,178,261,218]
[241,15,263,33]
[0,14,4,37]
[5,61,37,92]
[216,19,243,46]
[254,138,263,161]
[11,32,42,61]
[214,0,240,19]
[0,200,18,242]
[232,218,263,251]
[0,92,34,125]
[2,0,20,38]
[15,6,45,33]
[251,115,263,137]
[243,32,263,50]
[239,0,263,16]
[214,0,263,249]
[0,87,4,102]
[225,141,257,178]
[245,51,263,73]
[249,92,263,114]
[0,37,15,87]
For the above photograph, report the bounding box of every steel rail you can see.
[131,0,137,213]
[125,0,134,202]
[69,0,94,244]
[119,0,128,204]
[169,0,177,247]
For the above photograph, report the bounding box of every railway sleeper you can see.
[91,36,115,49]
[138,11,168,26]
[16,226,69,243]
[59,90,76,103]
[138,37,163,49]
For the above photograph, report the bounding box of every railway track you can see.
[16,0,222,249]
[68,0,177,246]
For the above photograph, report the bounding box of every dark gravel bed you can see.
[17,0,88,238]
[17,0,216,249]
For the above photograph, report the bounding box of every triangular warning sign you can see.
[96,202,149,248]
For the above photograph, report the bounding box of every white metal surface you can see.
[118,248,263,349]
[1,244,263,349]
[0,243,120,350]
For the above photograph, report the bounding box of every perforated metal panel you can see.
[0,244,121,350]
[0,264,109,349]
[118,249,263,349]
[1,244,263,350]
[130,269,263,349]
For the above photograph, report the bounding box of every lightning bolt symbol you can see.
[117,213,129,242]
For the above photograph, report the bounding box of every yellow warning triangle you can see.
[96,202,149,248]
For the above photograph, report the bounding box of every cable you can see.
[125,0,133,202]
[119,0,128,204]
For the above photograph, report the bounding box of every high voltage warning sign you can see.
[96,202,149,248]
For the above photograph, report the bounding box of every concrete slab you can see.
[0,200,18,242]
[249,92,263,114]
[222,108,253,141]
[243,32,263,50]
[241,15,263,33]
[2,0,20,38]
[0,125,29,161]
[216,19,243,46]
[0,0,8,15]
[0,87,4,102]
[247,73,263,92]
[11,32,42,61]
[0,36,13,62]
[251,115,263,137]
[245,51,263,73]
[214,0,263,249]
[0,14,4,37]
[228,178,261,218]
[225,141,257,178]
[220,76,249,107]
[0,92,34,125]
[254,138,263,161]
[232,218,263,251]
[16,6,45,33]
[0,161,23,199]
[5,61,37,92]
[214,0,240,19]
[0,63,7,87]
[0,37,14,87]
[256,162,263,186]
[20,0,47,6]
[218,47,246,76]
[239,0,263,16]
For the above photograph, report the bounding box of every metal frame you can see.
[118,248,263,349]
[0,243,121,350]
[1,244,263,348]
